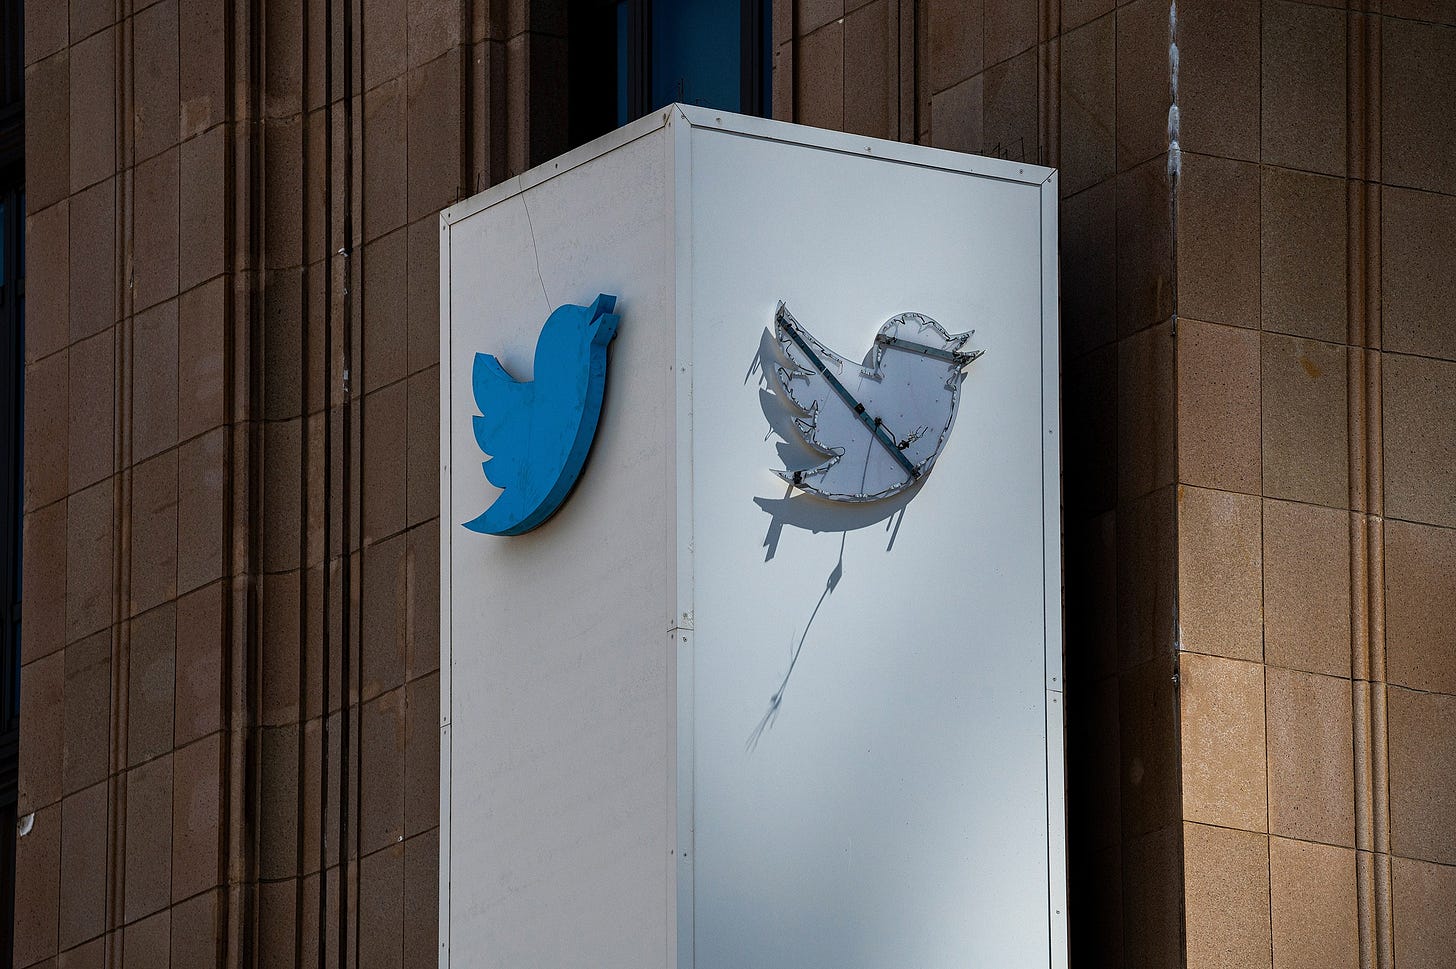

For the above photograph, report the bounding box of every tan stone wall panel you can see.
[1261,333,1349,509]
[67,178,116,342]
[403,673,440,840]
[1269,837,1358,969]
[1260,166,1347,344]
[17,649,63,813]
[1119,651,1180,837]
[1390,855,1456,969]
[24,347,70,511]
[1261,498,1351,678]
[362,229,408,394]
[1383,519,1456,695]
[406,52,464,223]
[361,381,408,544]
[13,803,62,968]
[1121,823,1184,969]
[131,300,180,462]
[1118,318,1175,500]
[1116,485,1175,669]
[1175,0,1258,163]
[1382,352,1456,530]
[1176,153,1260,330]
[58,780,107,950]
[124,754,175,924]
[178,128,227,291]
[1261,0,1345,177]
[177,429,228,593]
[405,216,441,374]
[986,0,1037,67]
[27,198,72,363]
[1381,186,1456,362]
[844,0,895,140]
[124,908,171,969]
[982,46,1037,163]
[1114,0,1169,174]
[68,27,116,194]
[404,371,439,529]
[1265,667,1355,847]
[1183,822,1272,969]
[1176,486,1263,662]
[403,830,440,969]
[70,0,113,48]
[1061,0,1110,34]
[1058,13,1113,197]
[796,20,846,132]
[1176,319,1261,495]
[126,603,177,768]
[363,79,409,243]
[1381,17,1456,197]
[1387,686,1456,866]
[21,500,68,665]
[1115,155,1172,335]
[132,0,180,164]
[359,687,406,856]
[65,479,114,644]
[928,0,984,94]
[179,2,226,139]
[61,631,110,799]
[1179,652,1268,832]
[28,49,73,213]
[174,583,224,749]
[1059,179,1115,358]
[67,330,115,494]
[929,73,982,154]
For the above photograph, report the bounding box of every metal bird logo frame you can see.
[767,302,984,502]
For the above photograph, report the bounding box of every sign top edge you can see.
[672,104,1057,187]
[440,104,1059,228]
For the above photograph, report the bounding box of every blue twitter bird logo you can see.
[463,294,620,536]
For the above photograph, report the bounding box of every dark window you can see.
[568,0,772,148]
[0,0,20,962]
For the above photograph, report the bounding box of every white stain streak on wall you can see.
[1168,0,1182,177]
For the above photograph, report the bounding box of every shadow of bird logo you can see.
[767,302,984,501]
[743,302,986,749]
[463,294,620,536]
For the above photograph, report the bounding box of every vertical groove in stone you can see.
[230,0,265,963]
[1038,0,1057,171]
[915,0,927,143]
[294,1,315,966]
[897,0,913,140]
[790,0,800,122]
[1345,9,1392,969]
[111,6,137,959]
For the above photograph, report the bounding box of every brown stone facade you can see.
[12,1,1455,968]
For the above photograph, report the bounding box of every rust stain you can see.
[1300,356,1323,379]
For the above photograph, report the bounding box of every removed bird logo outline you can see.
[463,293,620,536]
[767,301,984,502]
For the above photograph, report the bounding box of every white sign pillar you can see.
[440,105,1065,969]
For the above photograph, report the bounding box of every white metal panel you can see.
[441,105,1065,969]
[440,118,678,969]
[682,118,1059,969]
